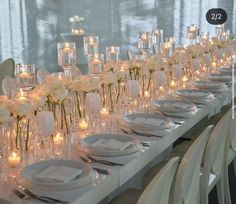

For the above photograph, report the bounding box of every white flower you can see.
[0,106,10,123]
[49,89,68,103]
[102,72,117,85]
[45,75,62,90]
[77,75,101,92]
[0,95,8,105]
[11,99,34,117]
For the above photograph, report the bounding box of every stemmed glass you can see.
[15,64,36,92]
[57,42,76,80]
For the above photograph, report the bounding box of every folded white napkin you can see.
[91,139,132,150]
[34,166,82,183]
[132,117,164,126]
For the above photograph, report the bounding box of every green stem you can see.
[62,102,69,133]
[109,84,113,112]
[76,92,82,118]
[15,117,20,149]
[25,119,30,151]
[116,82,121,103]
[142,76,145,96]
[60,104,64,130]
[147,70,153,91]
[102,84,106,107]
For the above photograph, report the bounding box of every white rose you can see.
[70,80,81,92]
[46,75,62,90]
[0,106,10,123]
[78,76,100,92]
[0,95,8,105]
[102,72,117,85]
[50,89,68,103]
[30,95,47,110]
[12,99,34,117]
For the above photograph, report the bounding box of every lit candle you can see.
[170,80,177,89]
[79,119,88,131]
[18,89,26,101]
[53,132,63,144]
[159,86,165,93]
[19,71,31,79]
[144,91,150,99]
[100,108,109,119]
[110,46,116,54]
[141,34,148,41]
[63,43,71,53]
[8,151,20,168]
[88,38,96,47]
[182,75,188,82]
[92,58,102,65]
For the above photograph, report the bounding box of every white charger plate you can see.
[20,160,94,190]
[78,133,140,157]
[193,80,225,89]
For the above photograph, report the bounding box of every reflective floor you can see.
[0,0,235,72]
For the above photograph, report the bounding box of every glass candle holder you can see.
[138,32,152,49]
[221,30,230,41]
[200,32,209,44]
[88,53,104,76]
[84,36,99,55]
[69,16,85,35]
[57,42,76,78]
[187,24,199,40]
[106,46,119,62]
[152,29,163,44]
[215,24,224,38]
[15,64,36,91]
[160,42,172,58]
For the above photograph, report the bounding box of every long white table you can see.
[7,88,233,204]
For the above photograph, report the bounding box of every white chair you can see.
[0,58,15,94]
[137,157,179,204]
[2,76,18,98]
[224,108,236,204]
[200,110,231,204]
[172,125,214,204]
[36,68,50,85]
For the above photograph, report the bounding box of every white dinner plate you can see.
[20,160,94,190]
[208,73,232,82]
[122,113,174,132]
[78,133,140,157]
[175,89,212,99]
[193,80,225,89]
[151,99,196,113]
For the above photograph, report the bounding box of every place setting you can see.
[149,99,198,120]
[208,73,232,84]
[192,80,228,93]
[118,113,177,138]
[175,89,216,105]
[12,159,99,203]
[78,133,144,166]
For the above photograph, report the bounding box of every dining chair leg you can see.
[216,177,225,204]
[200,188,209,204]
[224,166,232,204]
[233,158,236,178]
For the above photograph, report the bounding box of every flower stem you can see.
[62,102,69,134]
[76,92,82,118]
[116,82,120,103]
[25,119,30,151]
[109,84,113,112]
[15,117,20,149]
[147,70,153,91]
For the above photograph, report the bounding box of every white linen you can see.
[91,139,132,150]
[34,166,82,183]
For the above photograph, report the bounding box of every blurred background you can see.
[0,0,235,72]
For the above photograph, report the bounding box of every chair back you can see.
[137,157,179,204]
[2,76,18,98]
[173,125,214,204]
[36,68,50,85]
[0,58,15,94]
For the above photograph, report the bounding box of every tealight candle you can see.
[19,71,31,78]
[144,91,150,99]
[159,86,165,93]
[8,151,20,168]
[79,119,88,131]
[100,108,109,119]
[182,75,188,82]
[170,80,177,89]
[53,132,64,144]
[92,58,102,65]
[110,46,116,54]
[18,89,26,101]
